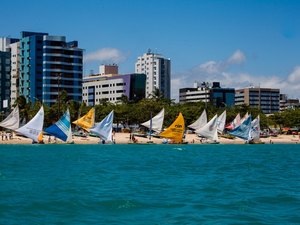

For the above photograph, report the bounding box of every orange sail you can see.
[159,112,185,143]
[72,108,95,131]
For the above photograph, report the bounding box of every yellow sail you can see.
[72,107,95,131]
[159,112,185,143]
[38,131,43,143]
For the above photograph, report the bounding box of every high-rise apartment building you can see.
[42,35,83,105]
[17,32,83,105]
[235,87,280,114]
[135,50,170,99]
[0,51,11,112]
[0,37,19,110]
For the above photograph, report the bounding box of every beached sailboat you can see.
[188,109,207,131]
[195,114,219,143]
[229,115,252,141]
[216,110,226,134]
[159,112,185,144]
[72,107,95,132]
[240,112,249,124]
[15,106,44,143]
[141,108,164,133]
[44,109,72,142]
[248,115,262,143]
[225,113,241,130]
[90,110,114,143]
[0,105,20,131]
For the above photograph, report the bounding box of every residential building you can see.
[179,82,235,107]
[0,51,11,112]
[82,72,146,106]
[42,35,83,105]
[135,50,170,99]
[9,42,20,106]
[19,32,48,102]
[235,87,280,114]
[0,37,19,108]
[17,31,83,105]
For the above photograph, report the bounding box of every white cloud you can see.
[227,49,246,64]
[84,48,128,63]
[171,50,300,100]
[288,66,300,83]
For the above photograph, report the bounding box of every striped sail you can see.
[45,109,71,142]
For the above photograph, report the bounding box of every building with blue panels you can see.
[19,32,48,103]
[209,82,235,107]
[42,36,83,105]
[18,32,83,106]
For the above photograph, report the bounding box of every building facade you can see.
[179,82,235,108]
[135,50,170,99]
[42,35,83,105]
[15,32,83,106]
[82,73,146,106]
[235,87,280,114]
[0,37,19,108]
[0,51,11,112]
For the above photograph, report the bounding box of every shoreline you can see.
[0,133,299,145]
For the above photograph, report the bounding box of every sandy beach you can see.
[0,132,299,144]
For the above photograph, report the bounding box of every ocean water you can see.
[0,144,299,225]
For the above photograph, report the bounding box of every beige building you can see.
[235,87,280,114]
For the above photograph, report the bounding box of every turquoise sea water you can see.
[0,144,300,224]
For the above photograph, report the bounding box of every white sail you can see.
[141,108,164,133]
[241,112,249,124]
[0,106,20,130]
[16,106,44,143]
[249,115,260,141]
[217,110,226,134]
[90,110,114,142]
[195,114,218,142]
[66,126,73,143]
[188,109,207,130]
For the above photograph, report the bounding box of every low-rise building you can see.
[179,82,235,107]
[235,87,280,114]
[82,71,146,106]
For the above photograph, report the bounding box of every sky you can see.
[1,0,300,101]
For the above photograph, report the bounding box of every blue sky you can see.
[1,0,300,100]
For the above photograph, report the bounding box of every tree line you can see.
[12,90,300,130]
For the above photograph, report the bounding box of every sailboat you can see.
[141,108,164,133]
[216,110,226,134]
[195,114,219,143]
[248,115,263,144]
[44,109,72,143]
[72,107,95,132]
[16,106,44,143]
[240,112,249,124]
[225,113,241,130]
[0,105,20,131]
[159,112,185,144]
[188,109,207,131]
[90,110,114,143]
[229,115,252,141]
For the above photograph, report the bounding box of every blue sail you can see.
[229,115,252,140]
[45,109,71,142]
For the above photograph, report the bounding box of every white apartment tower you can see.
[135,50,170,99]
